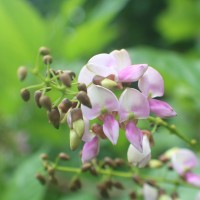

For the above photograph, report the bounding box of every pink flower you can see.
[119,88,150,152]
[138,67,176,118]
[78,49,148,85]
[81,85,119,145]
[185,172,200,187]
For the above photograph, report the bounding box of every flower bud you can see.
[81,162,92,172]
[114,158,125,167]
[92,124,107,139]
[129,191,137,200]
[143,183,158,200]
[43,55,53,64]
[59,72,71,87]
[48,107,60,129]
[70,108,83,122]
[70,129,81,151]
[67,70,76,80]
[78,83,87,93]
[76,91,92,108]
[103,157,116,168]
[39,95,52,111]
[73,119,85,138]
[69,178,82,191]
[20,89,30,102]
[159,194,172,200]
[39,46,50,56]
[35,173,46,185]
[58,98,72,113]
[40,153,48,160]
[92,75,104,85]
[17,66,27,81]
[149,159,163,168]
[113,181,124,190]
[34,91,42,108]
[58,152,70,160]
[101,78,117,90]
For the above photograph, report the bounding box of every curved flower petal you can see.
[118,64,148,82]
[81,85,119,119]
[185,172,200,187]
[82,117,95,142]
[126,121,143,152]
[119,88,150,122]
[110,49,131,72]
[149,99,177,118]
[143,184,158,200]
[78,65,95,86]
[171,148,198,175]
[127,135,151,168]
[103,114,119,145]
[81,136,99,163]
[138,67,164,98]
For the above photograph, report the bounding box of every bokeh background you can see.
[0,0,200,199]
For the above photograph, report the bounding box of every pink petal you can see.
[119,88,150,122]
[149,99,177,118]
[78,65,95,86]
[185,172,200,187]
[127,135,151,167]
[82,117,95,142]
[138,67,164,98]
[110,49,131,72]
[81,85,118,119]
[171,148,198,175]
[81,136,99,163]
[103,114,119,145]
[118,64,148,82]
[126,121,143,152]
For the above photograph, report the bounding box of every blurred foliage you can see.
[0,0,200,199]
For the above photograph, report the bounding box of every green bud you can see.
[101,78,117,90]
[20,89,30,102]
[70,129,81,151]
[17,66,27,81]
[73,119,85,138]
[159,194,172,200]
[149,159,163,168]
[39,95,52,111]
[76,91,92,108]
[39,46,50,56]
[43,55,53,64]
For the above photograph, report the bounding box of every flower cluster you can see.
[76,49,176,164]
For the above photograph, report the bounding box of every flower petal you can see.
[185,172,200,187]
[171,148,198,175]
[149,99,177,118]
[127,135,151,167]
[143,184,158,200]
[119,88,150,122]
[126,121,143,152]
[110,49,131,72]
[78,65,95,86]
[138,66,164,98]
[81,136,99,163]
[82,117,95,142]
[81,85,119,119]
[118,64,148,82]
[103,114,119,145]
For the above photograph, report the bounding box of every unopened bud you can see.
[93,75,104,85]
[40,153,48,160]
[34,91,42,108]
[39,46,50,56]
[43,55,52,64]
[73,119,85,138]
[47,166,55,176]
[70,129,81,151]
[103,157,116,168]
[89,166,98,176]
[35,173,46,185]
[78,83,87,93]
[114,158,125,167]
[92,124,107,139]
[58,98,72,113]
[69,178,82,191]
[113,181,124,190]
[48,107,60,129]
[17,66,27,81]
[132,175,143,185]
[129,191,137,200]
[59,72,71,87]
[81,162,92,172]
[20,89,30,102]
[39,95,52,111]
[104,180,113,189]
[58,152,70,160]
[49,176,58,185]
[97,184,109,198]
[149,159,163,168]
[101,78,117,89]
[159,194,172,200]
[67,71,76,80]
[70,108,83,122]
[76,91,92,108]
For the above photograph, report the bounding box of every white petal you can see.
[138,66,164,98]
[143,184,158,200]
[78,65,95,86]
[81,85,118,119]
[119,88,150,122]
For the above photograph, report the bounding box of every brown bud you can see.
[97,184,109,198]
[40,153,48,160]
[43,55,52,64]
[39,95,52,111]
[17,66,27,81]
[78,83,87,93]
[34,91,42,108]
[132,175,143,185]
[70,108,83,123]
[129,191,137,200]
[69,178,82,191]
[48,107,60,129]
[103,157,116,168]
[92,124,107,139]
[76,91,92,108]
[20,89,30,102]
[49,176,58,185]
[104,180,113,189]
[171,192,179,200]
[81,162,92,172]
[66,70,76,80]
[35,173,46,185]
[89,166,98,176]
[58,152,70,160]
[59,72,71,87]
[58,98,72,113]
[47,166,55,176]
[114,158,125,167]
[92,75,104,85]
[39,46,50,56]
[113,181,124,190]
